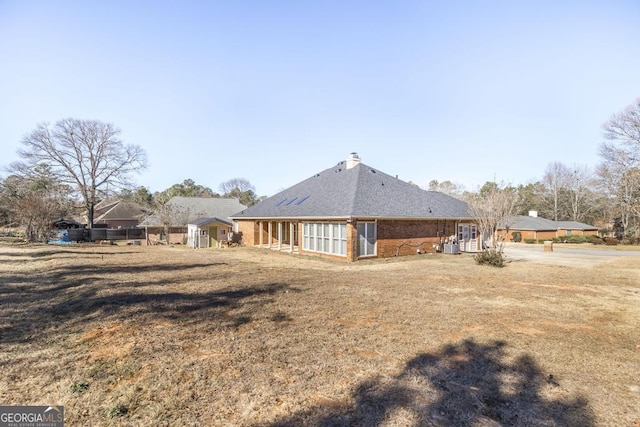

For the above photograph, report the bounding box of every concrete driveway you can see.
[501,242,640,267]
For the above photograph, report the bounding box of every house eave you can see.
[231,215,476,221]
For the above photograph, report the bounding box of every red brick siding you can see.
[376,219,457,257]
[235,220,258,245]
[558,229,597,237]
[236,219,460,261]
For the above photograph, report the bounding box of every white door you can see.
[458,224,478,252]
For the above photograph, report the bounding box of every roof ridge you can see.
[347,163,363,215]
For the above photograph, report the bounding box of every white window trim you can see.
[302,222,347,257]
[357,221,377,257]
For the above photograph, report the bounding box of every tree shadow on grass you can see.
[0,255,301,344]
[266,339,594,427]
[0,247,140,258]
[0,262,229,296]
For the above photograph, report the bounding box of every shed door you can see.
[199,229,209,248]
[458,224,478,252]
[209,226,218,248]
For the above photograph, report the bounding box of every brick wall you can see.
[236,218,462,261]
[235,220,258,245]
[376,219,456,257]
[558,229,598,237]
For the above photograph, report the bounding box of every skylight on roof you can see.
[285,197,298,206]
[296,195,309,205]
[275,198,287,206]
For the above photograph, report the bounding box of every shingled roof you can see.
[231,159,473,220]
[94,200,149,223]
[556,220,598,231]
[503,216,598,231]
[506,215,558,231]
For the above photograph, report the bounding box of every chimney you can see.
[529,210,538,217]
[346,152,361,169]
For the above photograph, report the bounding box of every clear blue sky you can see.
[1,1,639,196]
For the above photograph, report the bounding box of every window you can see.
[323,223,330,253]
[302,222,347,256]
[317,224,324,252]
[458,225,470,242]
[357,222,376,257]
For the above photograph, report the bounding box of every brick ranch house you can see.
[92,199,149,229]
[499,211,599,241]
[230,153,481,261]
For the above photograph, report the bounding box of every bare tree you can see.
[1,165,74,242]
[597,144,640,235]
[153,192,191,245]
[542,162,570,221]
[597,98,640,236]
[564,164,595,222]
[428,180,464,198]
[219,178,254,195]
[467,182,517,253]
[219,178,258,206]
[10,119,147,228]
[603,97,640,153]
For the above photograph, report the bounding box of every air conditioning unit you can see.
[444,243,460,254]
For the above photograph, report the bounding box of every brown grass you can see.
[0,242,639,426]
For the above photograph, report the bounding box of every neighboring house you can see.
[138,197,246,245]
[555,221,599,237]
[187,217,233,249]
[499,211,598,241]
[93,199,149,229]
[230,153,480,261]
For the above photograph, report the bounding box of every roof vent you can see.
[346,152,361,169]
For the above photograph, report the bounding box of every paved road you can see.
[502,243,640,267]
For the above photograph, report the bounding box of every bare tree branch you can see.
[12,119,147,228]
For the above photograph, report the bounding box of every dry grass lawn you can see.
[0,241,639,426]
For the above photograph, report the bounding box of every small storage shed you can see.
[187,217,232,249]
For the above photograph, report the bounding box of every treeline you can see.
[1,98,639,241]
[429,98,640,237]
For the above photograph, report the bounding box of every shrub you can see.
[474,249,505,267]
[523,238,537,244]
[538,239,549,244]
[589,235,604,245]
[565,235,589,244]
[603,237,619,246]
[511,231,522,243]
[622,237,640,245]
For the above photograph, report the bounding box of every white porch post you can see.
[258,221,263,246]
[289,222,294,253]
[277,222,282,250]
[268,222,272,248]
